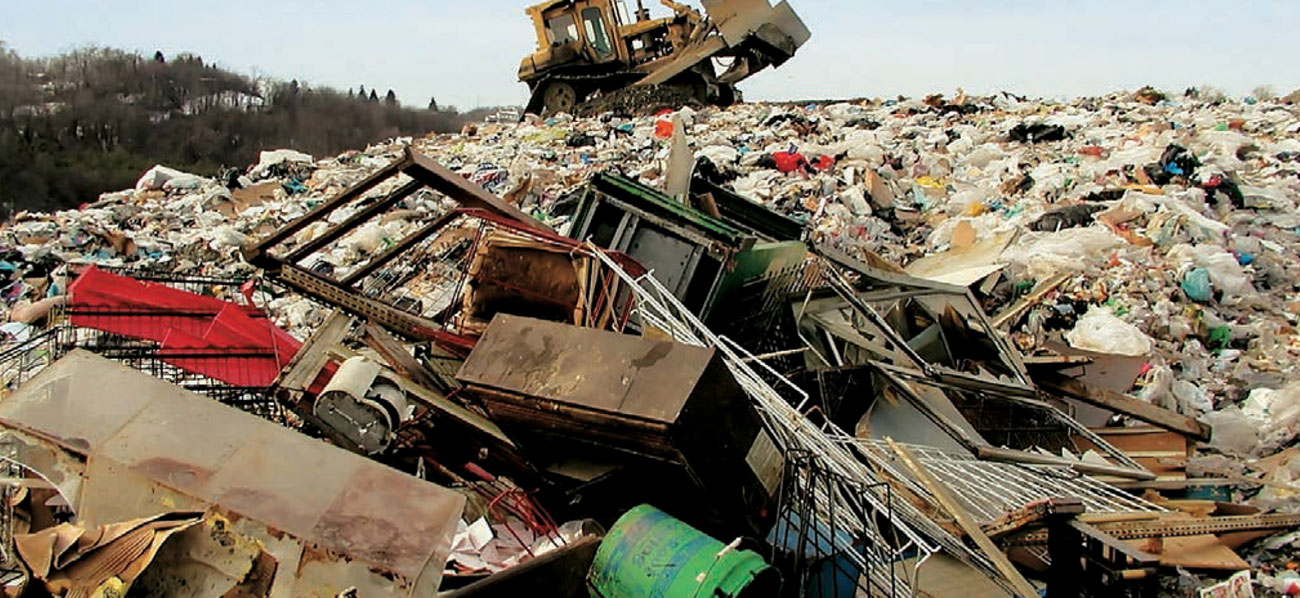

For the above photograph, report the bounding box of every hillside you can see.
[0,42,489,216]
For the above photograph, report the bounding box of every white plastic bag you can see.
[1002,227,1125,278]
[1065,309,1154,357]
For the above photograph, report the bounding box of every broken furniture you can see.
[782,248,1156,480]
[569,172,808,346]
[240,147,546,345]
[457,314,780,539]
[242,149,646,355]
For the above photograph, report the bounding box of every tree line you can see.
[0,42,497,216]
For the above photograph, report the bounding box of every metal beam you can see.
[285,179,424,263]
[241,154,411,266]
[975,446,1156,481]
[278,264,444,341]
[1006,513,1300,546]
[1036,373,1211,442]
[404,148,548,230]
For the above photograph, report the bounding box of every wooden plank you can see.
[397,378,515,447]
[1133,534,1249,570]
[1036,372,1211,441]
[362,322,441,391]
[889,439,1040,598]
[274,310,353,391]
[992,273,1069,329]
[1079,426,1189,482]
[1022,355,1094,368]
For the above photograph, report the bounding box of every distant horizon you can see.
[2,42,1289,112]
[4,0,1298,110]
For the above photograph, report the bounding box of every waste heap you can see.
[0,87,1297,597]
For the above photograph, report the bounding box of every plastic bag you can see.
[1002,227,1125,278]
[1202,408,1259,456]
[1181,268,1213,302]
[1172,380,1214,414]
[1065,309,1155,357]
[135,165,208,192]
[250,149,314,179]
[1242,384,1300,453]
[1168,244,1255,299]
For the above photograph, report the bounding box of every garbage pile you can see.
[0,88,1297,597]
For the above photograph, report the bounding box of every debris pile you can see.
[0,88,1297,597]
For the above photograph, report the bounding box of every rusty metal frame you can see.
[241,147,546,270]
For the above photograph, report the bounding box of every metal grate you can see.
[772,450,909,598]
[48,319,284,421]
[0,328,60,394]
[854,439,1167,524]
[591,248,1007,598]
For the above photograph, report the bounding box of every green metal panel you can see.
[705,240,808,320]
[589,174,750,243]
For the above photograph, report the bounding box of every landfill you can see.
[0,87,1296,598]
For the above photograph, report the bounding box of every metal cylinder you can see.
[588,505,778,598]
[314,357,410,455]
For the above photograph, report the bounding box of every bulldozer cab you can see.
[526,0,627,67]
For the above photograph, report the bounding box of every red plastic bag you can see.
[773,151,809,174]
[655,120,674,139]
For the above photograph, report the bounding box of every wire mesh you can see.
[588,247,1012,598]
[772,450,910,598]
[0,268,287,421]
[47,317,284,421]
[0,327,60,394]
[853,439,1167,525]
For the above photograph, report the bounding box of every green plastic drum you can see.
[588,505,779,598]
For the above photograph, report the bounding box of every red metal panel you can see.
[158,329,285,388]
[67,266,306,388]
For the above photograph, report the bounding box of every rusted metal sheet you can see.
[459,314,731,431]
[0,350,466,597]
[457,314,778,536]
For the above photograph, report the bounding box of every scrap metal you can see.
[0,350,466,597]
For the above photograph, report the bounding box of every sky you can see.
[3,0,1298,109]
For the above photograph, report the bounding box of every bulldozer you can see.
[518,0,811,115]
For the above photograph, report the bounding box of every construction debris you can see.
[0,88,1297,596]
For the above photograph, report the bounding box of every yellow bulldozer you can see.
[518,0,811,115]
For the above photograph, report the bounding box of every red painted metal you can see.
[67,265,305,388]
